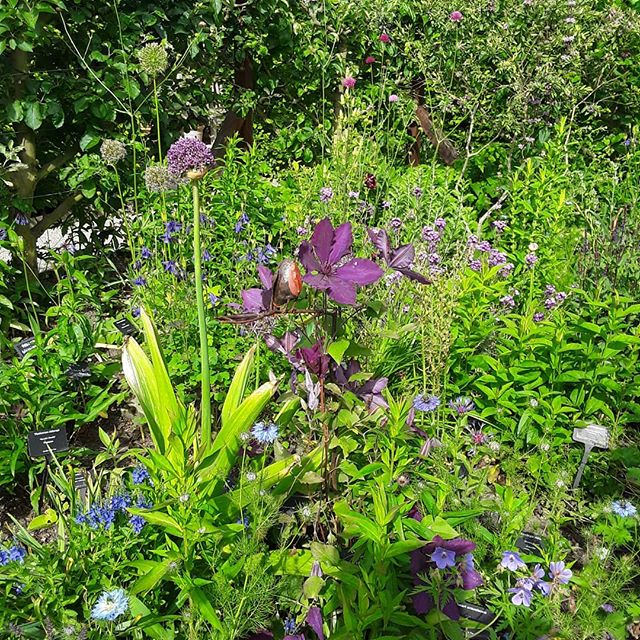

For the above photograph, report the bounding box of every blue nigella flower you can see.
[251,421,279,444]
[413,394,441,412]
[91,588,129,622]
[611,500,637,518]
[132,466,150,485]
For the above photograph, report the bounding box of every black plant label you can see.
[458,603,495,624]
[114,318,136,336]
[14,337,36,358]
[27,428,69,458]
[516,531,545,554]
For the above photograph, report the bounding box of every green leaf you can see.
[128,596,172,640]
[334,501,383,544]
[79,131,100,151]
[131,560,173,595]
[128,509,182,536]
[220,345,255,426]
[24,102,43,130]
[28,509,57,531]
[303,575,325,598]
[189,588,223,630]
[327,338,350,364]
[7,100,23,122]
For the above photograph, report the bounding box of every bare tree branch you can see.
[33,192,83,236]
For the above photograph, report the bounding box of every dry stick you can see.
[476,190,510,238]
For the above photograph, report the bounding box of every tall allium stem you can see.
[192,181,211,442]
[152,76,167,222]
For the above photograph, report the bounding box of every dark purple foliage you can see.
[367,228,430,284]
[299,219,383,304]
[333,359,388,410]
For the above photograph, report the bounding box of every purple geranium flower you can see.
[549,561,572,584]
[431,547,456,570]
[367,227,430,284]
[509,585,533,606]
[299,219,382,304]
[500,551,526,571]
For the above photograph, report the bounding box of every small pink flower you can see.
[379,33,390,43]
[365,56,376,64]
[388,94,399,103]
[342,76,356,89]
[449,10,463,21]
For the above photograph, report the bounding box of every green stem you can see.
[153,76,167,222]
[192,181,211,443]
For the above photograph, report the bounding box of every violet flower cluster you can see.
[467,235,514,277]
[499,550,572,607]
[166,136,214,180]
[0,544,26,566]
[75,492,152,534]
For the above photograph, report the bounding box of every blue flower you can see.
[208,293,219,306]
[235,212,250,233]
[449,396,475,415]
[132,466,150,485]
[7,546,26,564]
[611,500,637,517]
[165,220,182,234]
[162,259,179,275]
[236,515,250,528]
[251,421,279,444]
[161,231,175,244]
[202,249,212,262]
[320,187,334,202]
[0,550,9,566]
[132,307,141,318]
[110,493,132,513]
[136,495,153,509]
[15,213,29,226]
[413,394,440,412]
[133,276,147,287]
[283,616,297,635]
[0,228,7,241]
[140,246,152,259]
[129,515,146,534]
[431,547,456,570]
[91,588,129,622]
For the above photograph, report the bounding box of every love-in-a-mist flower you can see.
[611,500,637,517]
[251,421,279,444]
[500,550,527,571]
[413,394,441,412]
[91,588,129,621]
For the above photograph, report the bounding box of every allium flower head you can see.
[144,165,177,193]
[449,10,464,21]
[137,42,169,76]
[379,33,391,43]
[100,139,126,165]
[365,56,376,64]
[342,76,356,89]
[499,550,526,571]
[388,94,399,103]
[91,588,129,621]
[413,394,440,412]
[166,137,214,180]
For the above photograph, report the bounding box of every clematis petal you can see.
[310,218,335,264]
[303,273,332,291]
[299,242,321,273]
[441,597,461,620]
[461,568,483,590]
[327,279,357,305]
[306,606,324,640]
[388,243,415,269]
[257,264,273,289]
[335,258,383,286]
[412,591,435,615]
[328,222,353,264]
[367,227,391,261]
[396,267,431,285]
[242,288,267,313]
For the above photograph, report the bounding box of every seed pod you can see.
[272,259,303,307]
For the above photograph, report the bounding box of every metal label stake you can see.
[572,424,609,489]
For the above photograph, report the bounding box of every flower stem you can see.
[192,180,211,443]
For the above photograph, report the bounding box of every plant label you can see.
[458,603,494,624]
[65,362,91,380]
[114,318,136,336]
[27,428,69,458]
[74,471,87,500]
[572,424,609,489]
[14,337,36,358]
[516,531,545,554]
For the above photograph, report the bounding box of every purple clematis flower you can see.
[367,228,430,284]
[241,265,274,313]
[298,341,330,378]
[333,359,388,411]
[299,219,383,304]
